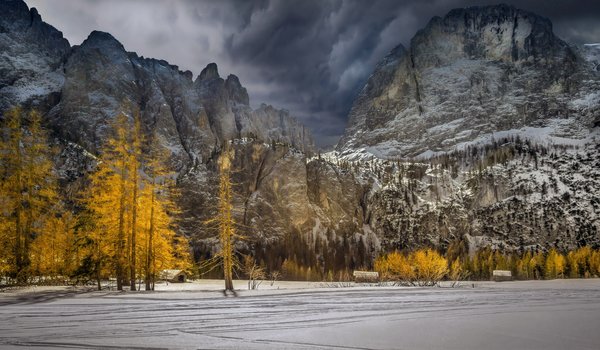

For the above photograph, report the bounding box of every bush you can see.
[410,249,448,286]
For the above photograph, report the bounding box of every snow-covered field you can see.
[1,279,599,349]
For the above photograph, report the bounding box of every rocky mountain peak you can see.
[0,0,70,111]
[225,74,249,106]
[198,62,220,81]
[337,4,595,160]
[0,0,30,25]
[379,44,406,66]
[81,30,125,52]
[411,4,567,67]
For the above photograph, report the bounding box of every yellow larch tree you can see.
[136,135,190,290]
[0,107,57,284]
[544,248,566,279]
[83,112,192,291]
[30,208,78,281]
[85,112,131,290]
[218,144,236,291]
[128,111,142,291]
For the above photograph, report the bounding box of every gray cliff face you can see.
[52,30,214,166]
[337,4,599,159]
[0,1,316,163]
[0,0,70,112]
[49,30,314,165]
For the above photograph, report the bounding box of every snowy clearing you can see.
[1,279,599,349]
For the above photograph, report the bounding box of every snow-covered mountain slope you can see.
[320,130,600,252]
[321,4,600,254]
[0,0,69,112]
[336,4,600,160]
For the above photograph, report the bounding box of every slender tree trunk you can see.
[23,168,33,284]
[96,265,101,291]
[116,163,127,291]
[14,130,25,284]
[219,152,235,292]
[130,166,138,291]
[145,180,155,291]
[14,205,22,283]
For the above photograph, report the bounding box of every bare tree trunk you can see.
[96,266,101,291]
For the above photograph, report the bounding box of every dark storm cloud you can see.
[26,0,599,148]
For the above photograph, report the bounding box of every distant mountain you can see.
[0,0,315,165]
[336,4,599,160]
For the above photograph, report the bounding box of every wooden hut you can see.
[353,270,379,283]
[160,269,187,283]
[492,270,512,282]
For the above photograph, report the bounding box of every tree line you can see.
[374,245,600,285]
[0,107,191,289]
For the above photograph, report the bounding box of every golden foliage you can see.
[83,110,190,290]
[544,249,566,279]
[0,107,58,283]
[449,258,469,284]
[409,248,448,286]
[376,249,447,286]
[374,251,414,282]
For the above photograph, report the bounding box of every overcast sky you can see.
[26,0,600,147]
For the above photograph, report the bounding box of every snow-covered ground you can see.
[1,279,599,349]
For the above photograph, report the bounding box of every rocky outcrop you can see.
[0,0,70,112]
[337,4,599,159]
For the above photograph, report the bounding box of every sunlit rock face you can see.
[337,4,599,160]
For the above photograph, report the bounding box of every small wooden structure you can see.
[492,270,512,282]
[160,269,187,283]
[353,271,379,283]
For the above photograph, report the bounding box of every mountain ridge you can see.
[0,1,316,160]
